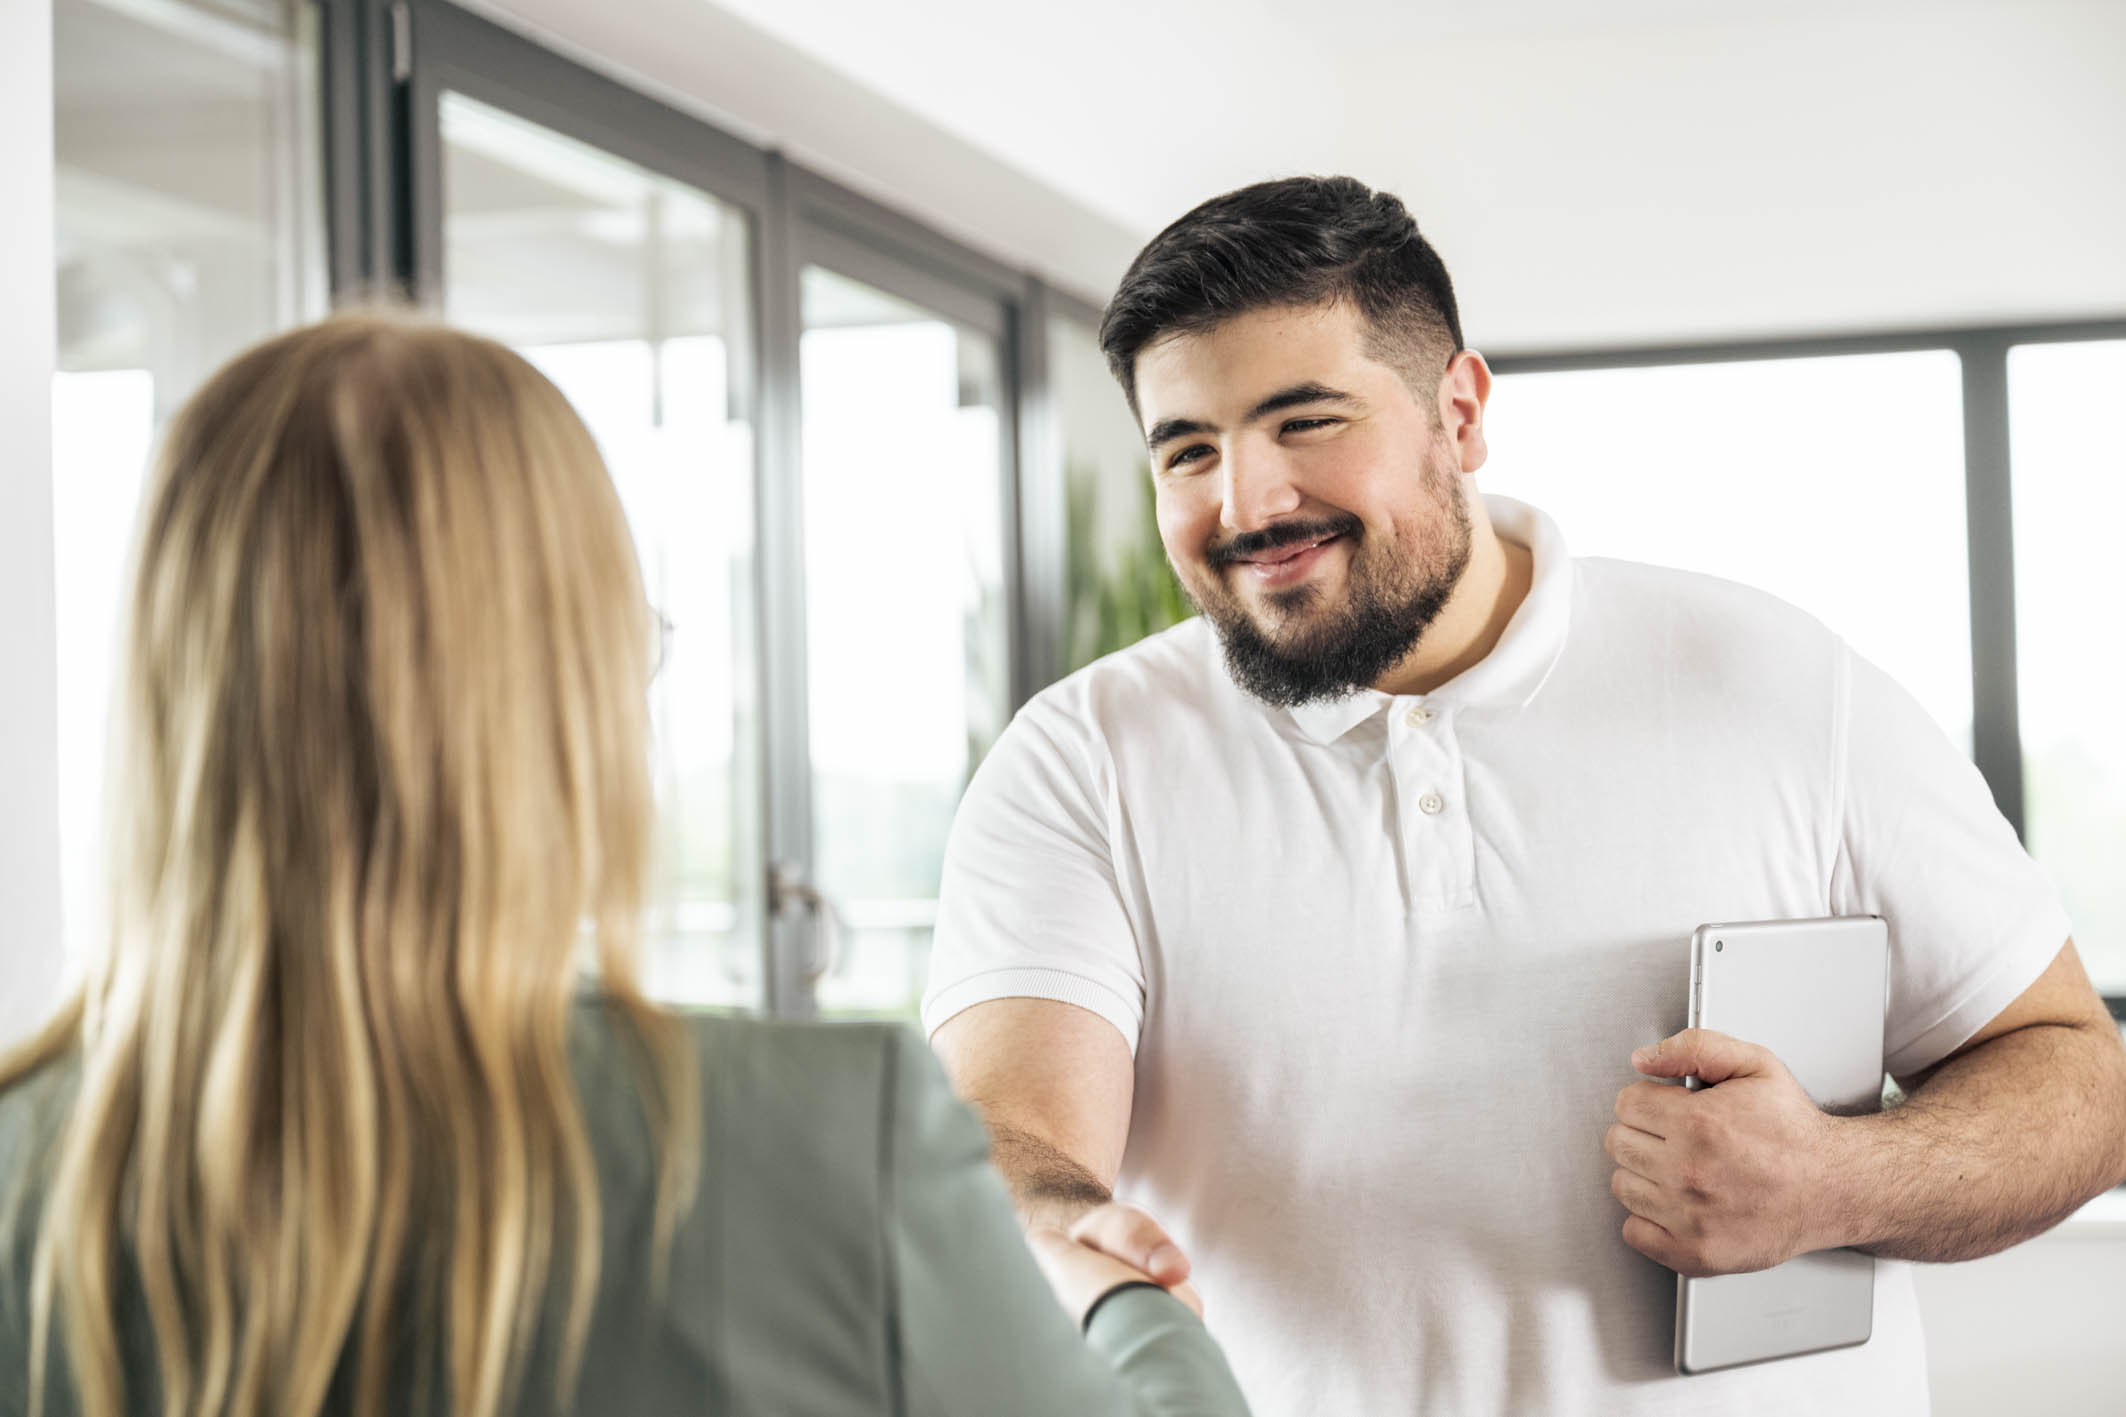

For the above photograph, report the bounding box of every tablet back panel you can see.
[1674,915,1888,1375]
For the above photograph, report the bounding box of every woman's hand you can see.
[1026,1210,1204,1327]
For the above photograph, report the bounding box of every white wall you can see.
[1368,0,2126,353]
[1,0,63,1051]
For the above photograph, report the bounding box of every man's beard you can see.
[1186,468,1474,709]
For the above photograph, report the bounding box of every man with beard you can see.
[920,176,2126,1415]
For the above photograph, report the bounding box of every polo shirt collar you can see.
[1283,494,1572,744]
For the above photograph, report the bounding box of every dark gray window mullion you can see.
[1959,338,2122,1017]
[756,153,819,1019]
[998,285,1038,710]
[1957,337,2024,838]
[1013,277,1065,706]
[315,0,411,300]
[400,2,443,304]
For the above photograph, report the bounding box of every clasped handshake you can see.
[1031,1027,1859,1321]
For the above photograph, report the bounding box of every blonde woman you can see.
[0,314,1250,1417]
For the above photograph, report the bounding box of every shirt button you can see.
[1405,706,1433,725]
[1419,793,1445,815]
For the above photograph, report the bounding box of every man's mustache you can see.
[1206,515,1363,567]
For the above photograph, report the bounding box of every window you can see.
[1488,352,1974,747]
[52,0,325,959]
[439,92,763,1010]
[800,264,1012,1021]
[395,0,1032,1019]
[2008,339,2126,996]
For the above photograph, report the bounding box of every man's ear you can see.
[1438,350,1492,475]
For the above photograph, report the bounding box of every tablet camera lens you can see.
[1714,940,1724,951]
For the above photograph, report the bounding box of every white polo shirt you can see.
[923,496,2069,1417]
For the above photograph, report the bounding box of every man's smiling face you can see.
[1134,299,1474,706]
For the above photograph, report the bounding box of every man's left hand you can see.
[1606,1028,1854,1277]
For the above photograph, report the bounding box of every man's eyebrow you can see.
[1144,384,1357,451]
[1145,415,1213,451]
[1246,382,1356,421]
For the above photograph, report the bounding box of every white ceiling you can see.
[479,0,2126,351]
[703,0,1959,236]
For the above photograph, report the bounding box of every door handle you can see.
[769,861,844,984]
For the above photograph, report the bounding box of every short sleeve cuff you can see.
[921,967,1143,1057]
[1884,906,2074,1079]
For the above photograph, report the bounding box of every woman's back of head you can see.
[3,311,696,1417]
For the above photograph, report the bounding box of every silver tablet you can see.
[1673,915,1888,1376]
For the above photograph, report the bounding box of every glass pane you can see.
[800,265,1010,1020]
[442,93,762,1011]
[1050,311,1192,672]
[2009,340,2126,995]
[53,0,325,960]
[1489,352,1973,747]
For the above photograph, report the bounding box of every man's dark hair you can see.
[1098,175,1464,414]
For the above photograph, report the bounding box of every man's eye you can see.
[1167,444,1211,470]
[1283,417,1337,434]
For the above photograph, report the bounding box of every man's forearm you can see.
[1829,1020,2126,1263]
[982,1119,1114,1229]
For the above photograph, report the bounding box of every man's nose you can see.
[1219,444,1302,532]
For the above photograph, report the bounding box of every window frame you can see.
[316,0,1084,1017]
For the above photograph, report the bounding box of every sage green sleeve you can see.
[881,1027,1252,1417]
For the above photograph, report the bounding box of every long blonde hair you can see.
[1,312,698,1417]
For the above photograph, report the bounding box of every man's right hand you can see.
[1027,1221,1204,1325]
[1066,1201,1201,1313]
[932,1001,1203,1309]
